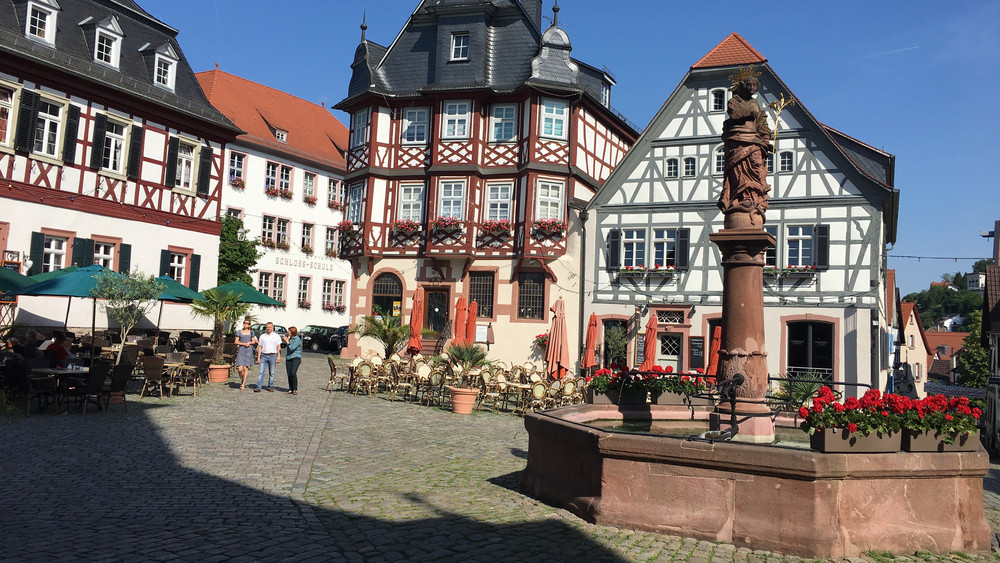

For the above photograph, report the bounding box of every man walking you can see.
[256,322,282,392]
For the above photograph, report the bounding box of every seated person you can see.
[47,334,79,368]
[19,330,42,359]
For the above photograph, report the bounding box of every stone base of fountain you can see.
[521,405,991,558]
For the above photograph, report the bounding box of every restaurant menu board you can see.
[475,324,488,343]
[689,337,705,370]
[2,261,19,271]
[634,332,645,366]
[0,261,19,304]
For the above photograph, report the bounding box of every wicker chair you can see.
[325,355,349,392]
[103,362,132,413]
[353,361,376,396]
[139,356,168,398]
[523,381,550,413]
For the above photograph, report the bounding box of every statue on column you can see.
[718,68,773,226]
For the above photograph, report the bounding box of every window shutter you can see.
[89,113,107,170]
[62,105,81,164]
[28,231,44,275]
[815,224,830,270]
[159,249,171,277]
[72,237,93,267]
[126,125,143,180]
[676,228,691,271]
[164,137,179,188]
[188,254,201,291]
[606,228,621,271]
[196,145,213,196]
[14,90,40,153]
[118,243,131,274]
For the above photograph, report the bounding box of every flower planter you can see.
[586,388,647,405]
[207,364,231,383]
[809,429,901,453]
[902,429,980,453]
[448,386,479,415]
[652,391,713,407]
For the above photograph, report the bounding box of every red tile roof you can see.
[196,68,348,172]
[924,331,969,361]
[692,33,767,69]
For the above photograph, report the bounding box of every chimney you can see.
[521,0,543,31]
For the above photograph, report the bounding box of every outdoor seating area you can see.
[332,355,587,415]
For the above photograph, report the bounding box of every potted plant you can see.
[430,216,463,233]
[229,177,245,189]
[899,394,982,452]
[349,313,411,359]
[337,220,356,232]
[297,300,311,310]
[392,219,421,236]
[647,366,714,406]
[328,200,345,211]
[799,386,904,452]
[279,190,293,200]
[434,343,490,415]
[533,332,549,349]
[325,247,338,258]
[584,367,647,405]
[275,240,290,251]
[261,238,277,249]
[264,185,280,197]
[533,218,567,237]
[481,219,512,235]
[303,194,317,205]
[302,244,314,255]
[189,289,251,383]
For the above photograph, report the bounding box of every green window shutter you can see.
[159,249,171,277]
[196,145,213,196]
[118,243,131,273]
[164,137,179,188]
[126,125,143,180]
[62,105,80,164]
[676,228,690,271]
[15,90,40,153]
[89,113,107,170]
[71,237,93,267]
[815,224,830,270]
[188,254,201,291]
[28,232,44,275]
[606,228,621,271]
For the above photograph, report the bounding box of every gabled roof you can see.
[0,0,236,133]
[196,68,348,172]
[691,33,766,69]
[924,331,969,360]
[901,301,931,353]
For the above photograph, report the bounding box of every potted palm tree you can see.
[349,313,411,358]
[434,343,490,415]
[189,289,251,382]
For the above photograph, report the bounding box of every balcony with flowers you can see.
[338,220,363,257]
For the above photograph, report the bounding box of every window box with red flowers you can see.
[337,220,357,233]
[533,332,549,349]
[648,264,676,277]
[279,190,293,200]
[322,302,335,312]
[533,218,567,238]
[229,177,245,189]
[275,240,290,251]
[333,304,346,314]
[265,185,281,198]
[481,219,512,235]
[764,265,816,278]
[298,300,311,310]
[618,265,647,278]
[645,366,715,406]
[584,367,647,405]
[325,247,338,258]
[302,244,314,255]
[430,216,463,233]
[799,386,905,452]
[328,201,345,211]
[898,394,982,452]
[303,195,318,205]
[392,219,421,235]
[261,238,277,249]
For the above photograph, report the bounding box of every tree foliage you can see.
[902,286,982,330]
[956,310,989,388]
[350,314,410,358]
[90,270,163,363]
[218,215,263,286]
[972,259,994,273]
[189,289,251,363]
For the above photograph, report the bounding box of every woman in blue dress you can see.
[235,319,257,391]
[283,326,302,395]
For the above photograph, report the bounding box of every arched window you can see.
[371,273,403,317]
[786,321,834,381]
[713,145,725,175]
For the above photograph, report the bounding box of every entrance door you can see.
[425,290,449,336]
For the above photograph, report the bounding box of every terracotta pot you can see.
[902,429,980,453]
[447,386,479,415]
[586,388,647,405]
[207,364,231,383]
[652,391,714,407]
[809,429,901,453]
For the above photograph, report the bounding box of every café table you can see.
[30,367,91,410]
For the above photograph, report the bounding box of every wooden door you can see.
[425,290,449,335]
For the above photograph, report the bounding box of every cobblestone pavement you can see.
[2,354,999,562]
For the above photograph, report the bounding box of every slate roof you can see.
[0,0,237,133]
[822,125,894,188]
[196,68,348,173]
[336,0,614,112]
[691,33,767,69]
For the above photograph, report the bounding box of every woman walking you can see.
[235,319,257,391]
[283,326,302,395]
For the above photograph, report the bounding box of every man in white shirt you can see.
[255,322,282,392]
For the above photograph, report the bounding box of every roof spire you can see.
[360,10,367,42]
[552,0,559,27]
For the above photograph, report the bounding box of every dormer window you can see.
[451,33,469,61]
[601,83,610,108]
[25,0,59,45]
[155,56,175,89]
[275,129,287,143]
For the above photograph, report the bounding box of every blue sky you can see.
[140,0,999,297]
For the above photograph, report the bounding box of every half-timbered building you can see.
[196,68,351,330]
[334,0,636,361]
[586,34,900,393]
[0,0,239,331]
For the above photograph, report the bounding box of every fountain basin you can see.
[521,404,990,558]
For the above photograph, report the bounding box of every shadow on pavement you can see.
[0,401,625,561]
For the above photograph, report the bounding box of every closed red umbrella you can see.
[639,314,658,371]
[465,300,478,344]
[706,324,722,380]
[451,296,467,346]
[406,286,425,355]
[545,297,569,380]
[581,313,598,371]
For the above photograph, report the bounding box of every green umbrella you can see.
[0,267,33,293]
[17,264,123,335]
[200,281,283,306]
[27,265,79,282]
[153,275,201,343]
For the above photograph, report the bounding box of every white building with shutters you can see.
[584,34,900,395]
[1,0,240,334]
